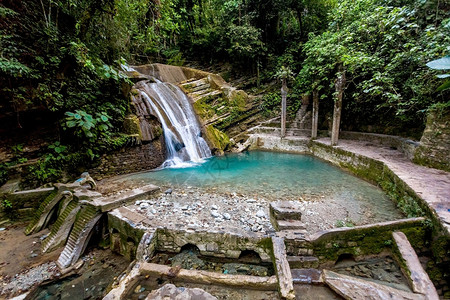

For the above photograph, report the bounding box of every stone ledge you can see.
[140,263,279,291]
[392,231,439,300]
[323,269,425,300]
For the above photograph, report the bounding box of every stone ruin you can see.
[4,174,442,299]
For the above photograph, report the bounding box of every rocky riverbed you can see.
[124,185,384,235]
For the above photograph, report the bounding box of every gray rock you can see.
[256,210,266,218]
[211,211,220,218]
[211,205,218,210]
[164,188,173,195]
[223,213,231,220]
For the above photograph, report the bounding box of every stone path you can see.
[314,137,450,234]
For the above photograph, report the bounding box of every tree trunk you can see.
[331,69,346,146]
[311,89,319,139]
[281,79,287,138]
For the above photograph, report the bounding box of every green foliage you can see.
[335,218,355,227]
[297,0,450,131]
[427,55,450,91]
[260,92,281,116]
[0,163,8,186]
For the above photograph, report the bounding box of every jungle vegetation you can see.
[0,0,449,186]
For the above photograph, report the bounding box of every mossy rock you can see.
[123,115,142,137]
[193,100,215,121]
[205,125,230,155]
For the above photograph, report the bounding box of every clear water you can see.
[119,151,402,222]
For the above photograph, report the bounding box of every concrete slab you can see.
[393,231,439,300]
[139,262,279,290]
[93,184,160,212]
[272,237,295,300]
[323,269,426,300]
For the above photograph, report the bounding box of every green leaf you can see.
[74,113,82,120]
[66,120,77,127]
[100,115,108,122]
[436,80,450,92]
[426,56,450,70]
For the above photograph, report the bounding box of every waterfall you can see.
[133,80,211,168]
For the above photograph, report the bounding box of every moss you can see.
[123,115,142,138]
[230,90,247,111]
[205,125,230,154]
[311,220,426,262]
[193,99,215,121]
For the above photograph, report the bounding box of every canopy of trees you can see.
[0,0,449,185]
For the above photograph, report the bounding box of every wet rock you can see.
[170,251,206,270]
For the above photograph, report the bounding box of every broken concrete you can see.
[272,237,295,300]
[323,270,426,300]
[140,262,278,290]
[392,231,439,300]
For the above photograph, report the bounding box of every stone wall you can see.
[90,137,166,181]
[414,109,450,172]
[156,228,273,262]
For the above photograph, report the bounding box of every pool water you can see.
[119,151,403,222]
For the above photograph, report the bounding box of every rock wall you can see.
[414,109,450,172]
[90,136,166,180]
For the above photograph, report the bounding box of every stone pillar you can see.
[281,82,288,138]
[311,90,319,139]
[331,69,345,146]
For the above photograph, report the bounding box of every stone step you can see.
[41,200,80,252]
[288,257,319,269]
[57,205,102,268]
[25,189,59,235]
[276,220,306,231]
[286,129,311,137]
[270,201,303,221]
[193,90,223,103]
[179,78,209,91]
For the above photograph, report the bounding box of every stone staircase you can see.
[180,78,223,103]
[270,201,319,270]
[41,200,80,253]
[25,189,60,235]
[57,204,102,269]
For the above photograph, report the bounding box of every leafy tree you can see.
[297,0,450,136]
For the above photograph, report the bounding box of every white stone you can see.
[256,210,266,218]
[140,203,149,209]
[211,205,218,210]
[223,213,231,220]
[211,211,220,218]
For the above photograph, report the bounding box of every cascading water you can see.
[132,80,211,168]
